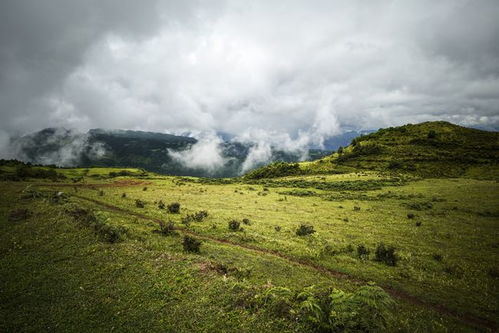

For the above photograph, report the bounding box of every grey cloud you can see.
[0,0,498,154]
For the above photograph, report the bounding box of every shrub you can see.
[121,193,126,198]
[167,202,181,213]
[404,201,433,210]
[135,199,145,208]
[143,187,148,191]
[407,213,415,219]
[99,224,127,243]
[8,208,30,221]
[259,283,394,332]
[274,225,281,232]
[374,243,398,266]
[296,224,315,236]
[415,221,422,227]
[158,200,165,209]
[427,130,437,139]
[228,220,241,231]
[488,268,499,279]
[242,218,251,225]
[357,244,370,259]
[182,210,209,224]
[353,206,361,211]
[183,236,201,253]
[388,161,403,169]
[432,253,443,261]
[99,190,104,196]
[159,220,176,236]
[244,162,301,179]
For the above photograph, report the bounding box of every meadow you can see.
[1,163,497,332]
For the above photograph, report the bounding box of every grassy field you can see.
[1,165,498,332]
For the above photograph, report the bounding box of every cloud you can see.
[240,142,272,173]
[168,135,226,173]
[0,0,498,150]
[6,128,107,166]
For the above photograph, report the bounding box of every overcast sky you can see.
[1,0,498,148]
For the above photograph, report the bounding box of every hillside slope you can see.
[303,121,499,178]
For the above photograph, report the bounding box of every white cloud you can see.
[0,0,498,144]
[168,135,226,173]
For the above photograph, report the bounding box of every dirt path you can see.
[37,180,152,188]
[71,194,495,331]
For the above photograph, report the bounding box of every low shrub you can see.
[242,218,251,225]
[143,187,148,191]
[182,210,209,224]
[158,200,165,209]
[135,199,145,208]
[99,190,104,196]
[353,206,361,211]
[8,208,30,221]
[357,244,370,259]
[407,213,415,219]
[296,224,315,236]
[159,220,176,236]
[99,224,128,243]
[374,243,398,266]
[432,253,443,261]
[183,236,201,253]
[488,268,499,279]
[167,202,181,213]
[121,193,126,198]
[228,220,241,231]
[274,225,281,232]
[244,161,301,180]
[258,283,394,332]
[415,221,422,227]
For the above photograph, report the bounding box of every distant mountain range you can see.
[8,128,367,177]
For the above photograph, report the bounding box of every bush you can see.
[121,193,126,198]
[8,208,30,221]
[353,206,361,211]
[182,210,209,224]
[167,202,181,213]
[99,224,127,243]
[228,220,241,231]
[432,253,443,261]
[135,199,145,208]
[259,283,394,332]
[407,213,415,219]
[296,224,315,236]
[242,218,251,225]
[388,161,403,169]
[374,243,398,266]
[244,162,301,180]
[159,220,175,236]
[183,235,201,253]
[427,130,437,139]
[158,200,165,209]
[99,190,104,196]
[143,187,148,191]
[357,244,370,259]
[274,225,281,232]
[415,221,422,227]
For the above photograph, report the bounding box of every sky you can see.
[1,0,499,152]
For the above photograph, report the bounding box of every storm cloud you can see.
[1,0,498,150]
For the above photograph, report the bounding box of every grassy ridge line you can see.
[71,193,496,331]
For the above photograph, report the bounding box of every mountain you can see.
[9,128,331,177]
[320,130,374,151]
[305,121,499,178]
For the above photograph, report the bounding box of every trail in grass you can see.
[66,194,497,331]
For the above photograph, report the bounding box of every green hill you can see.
[303,121,499,178]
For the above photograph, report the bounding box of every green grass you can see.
[1,166,496,331]
[1,121,498,331]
